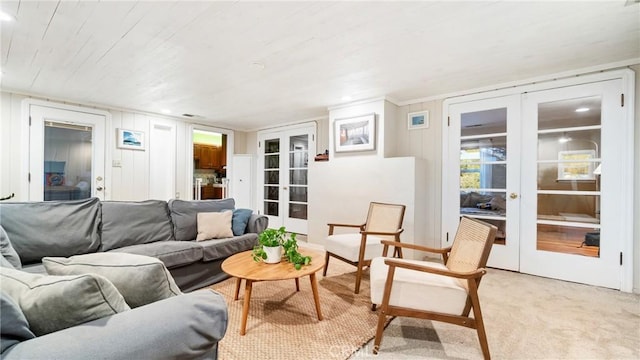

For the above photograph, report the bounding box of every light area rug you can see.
[350,268,640,359]
[211,260,389,360]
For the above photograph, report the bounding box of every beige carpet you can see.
[211,260,389,360]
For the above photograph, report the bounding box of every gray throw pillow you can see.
[232,209,253,236]
[43,252,182,308]
[1,291,35,352]
[0,225,21,269]
[0,267,130,336]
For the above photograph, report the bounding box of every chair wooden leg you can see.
[354,262,364,294]
[373,306,387,354]
[469,282,490,360]
[322,252,330,276]
[371,303,377,311]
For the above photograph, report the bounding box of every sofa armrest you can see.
[246,213,268,234]
[2,289,228,360]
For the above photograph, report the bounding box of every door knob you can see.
[96,187,104,191]
[283,186,288,190]
[510,193,518,199]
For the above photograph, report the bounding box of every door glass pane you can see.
[43,122,92,201]
[263,138,280,216]
[536,97,601,257]
[288,135,308,221]
[459,108,508,246]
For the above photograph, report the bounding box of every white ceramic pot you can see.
[263,245,282,264]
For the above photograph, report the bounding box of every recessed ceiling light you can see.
[575,107,589,113]
[341,96,352,101]
[0,11,14,22]
[161,109,171,114]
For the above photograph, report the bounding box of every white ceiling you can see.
[1,1,639,131]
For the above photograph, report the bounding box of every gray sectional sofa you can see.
[0,197,267,291]
[0,197,268,360]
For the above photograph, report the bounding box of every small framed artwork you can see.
[334,113,376,153]
[407,110,429,130]
[117,128,145,150]
[557,149,596,180]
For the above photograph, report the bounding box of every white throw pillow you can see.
[196,211,234,241]
[0,267,130,336]
[43,252,182,308]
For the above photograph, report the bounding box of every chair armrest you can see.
[383,258,486,280]
[380,240,451,254]
[361,229,404,237]
[2,289,228,360]
[327,222,365,235]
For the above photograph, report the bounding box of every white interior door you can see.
[258,123,315,234]
[445,95,521,270]
[520,80,624,289]
[29,104,106,201]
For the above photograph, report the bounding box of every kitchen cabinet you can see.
[194,185,224,199]
[194,144,223,169]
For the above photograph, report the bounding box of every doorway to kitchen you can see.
[189,126,232,201]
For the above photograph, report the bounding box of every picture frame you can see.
[407,110,429,130]
[117,128,145,150]
[557,149,596,180]
[334,113,376,153]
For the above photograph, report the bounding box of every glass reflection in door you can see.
[263,138,280,216]
[288,135,308,220]
[459,108,508,244]
[536,96,601,257]
[43,122,93,201]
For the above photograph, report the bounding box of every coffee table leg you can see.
[309,273,323,321]
[240,279,253,336]
[295,278,300,291]
[234,278,242,300]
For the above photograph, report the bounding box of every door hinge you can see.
[258,141,261,148]
[446,232,449,243]
[621,94,624,107]
[447,116,450,127]
[312,134,315,141]
[28,173,31,182]
[29,116,31,126]
[620,252,623,265]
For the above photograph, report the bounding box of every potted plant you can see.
[252,226,312,270]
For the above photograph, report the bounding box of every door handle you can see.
[510,192,518,199]
[96,187,104,191]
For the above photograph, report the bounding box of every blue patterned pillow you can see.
[232,209,253,236]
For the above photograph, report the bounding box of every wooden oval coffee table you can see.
[221,248,326,335]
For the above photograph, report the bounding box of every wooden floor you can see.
[494,227,599,257]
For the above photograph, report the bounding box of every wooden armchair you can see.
[370,216,498,359]
[323,202,406,294]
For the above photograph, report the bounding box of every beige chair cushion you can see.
[370,257,468,315]
[196,211,234,240]
[325,233,384,262]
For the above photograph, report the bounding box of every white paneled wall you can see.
[0,91,188,202]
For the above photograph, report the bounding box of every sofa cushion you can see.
[0,225,21,269]
[198,233,258,262]
[196,211,234,241]
[108,241,204,269]
[0,198,101,264]
[43,253,182,308]
[232,209,253,236]
[0,267,130,336]
[100,200,175,251]
[168,198,236,241]
[1,291,35,352]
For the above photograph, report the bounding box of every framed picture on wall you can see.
[407,110,429,130]
[334,113,376,152]
[117,128,145,150]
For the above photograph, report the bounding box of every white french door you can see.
[28,103,106,201]
[520,80,624,289]
[444,74,632,290]
[257,123,315,235]
[445,95,521,271]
